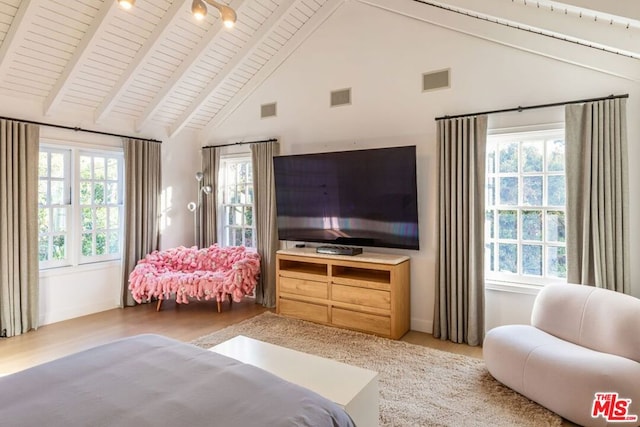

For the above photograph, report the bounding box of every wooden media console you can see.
[276,248,410,339]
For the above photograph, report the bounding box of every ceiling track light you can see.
[192,0,237,28]
[192,0,208,21]
[117,0,135,10]
[118,0,236,28]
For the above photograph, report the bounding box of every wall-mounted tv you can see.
[273,145,420,250]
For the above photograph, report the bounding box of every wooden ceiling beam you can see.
[0,0,43,86]
[135,0,247,132]
[426,0,640,58]
[169,0,301,137]
[357,0,640,81]
[95,0,191,123]
[44,0,120,116]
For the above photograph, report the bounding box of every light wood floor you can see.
[0,298,481,375]
[0,301,575,426]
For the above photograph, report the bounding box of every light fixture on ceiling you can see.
[117,0,135,10]
[118,0,236,28]
[191,0,237,28]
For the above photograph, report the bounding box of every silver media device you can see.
[315,246,363,256]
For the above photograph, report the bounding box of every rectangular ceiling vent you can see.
[422,69,450,92]
[261,102,277,118]
[330,88,351,107]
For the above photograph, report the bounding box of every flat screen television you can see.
[273,145,420,250]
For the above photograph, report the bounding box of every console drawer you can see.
[332,307,390,336]
[331,284,390,310]
[279,298,329,324]
[279,276,328,299]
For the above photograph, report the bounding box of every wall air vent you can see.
[330,88,351,107]
[261,102,277,118]
[422,69,450,92]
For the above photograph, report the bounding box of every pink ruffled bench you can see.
[128,245,261,312]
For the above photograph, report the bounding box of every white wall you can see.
[158,131,203,250]
[38,262,122,325]
[205,1,640,333]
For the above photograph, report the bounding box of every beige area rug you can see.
[192,312,561,427]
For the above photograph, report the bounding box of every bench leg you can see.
[215,294,234,313]
[156,298,163,312]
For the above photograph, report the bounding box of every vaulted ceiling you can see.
[0,0,638,141]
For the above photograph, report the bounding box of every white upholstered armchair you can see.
[484,283,640,427]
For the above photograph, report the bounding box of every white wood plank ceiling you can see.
[0,0,637,139]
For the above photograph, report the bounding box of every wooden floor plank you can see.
[0,299,267,375]
[0,299,482,375]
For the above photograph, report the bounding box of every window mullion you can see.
[71,148,80,267]
[487,130,566,285]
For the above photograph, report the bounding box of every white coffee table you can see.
[210,335,379,427]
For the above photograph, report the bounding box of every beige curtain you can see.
[251,141,279,307]
[565,98,629,294]
[121,138,162,307]
[199,146,220,248]
[434,115,487,346]
[0,119,39,337]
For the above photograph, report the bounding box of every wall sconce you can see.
[187,171,212,246]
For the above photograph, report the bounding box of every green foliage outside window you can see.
[522,244,542,275]
[221,157,255,248]
[39,148,123,268]
[499,143,518,173]
[486,132,566,281]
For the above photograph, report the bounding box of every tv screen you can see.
[273,146,420,250]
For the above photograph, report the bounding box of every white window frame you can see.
[77,150,125,264]
[38,147,72,269]
[218,154,256,248]
[485,128,567,288]
[39,142,124,270]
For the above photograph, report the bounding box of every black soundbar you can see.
[316,246,363,256]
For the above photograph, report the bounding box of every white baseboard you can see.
[39,300,119,326]
[411,317,432,334]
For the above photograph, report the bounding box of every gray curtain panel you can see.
[251,141,280,308]
[434,115,487,346]
[199,146,220,248]
[121,138,162,307]
[0,119,39,337]
[565,98,629,294]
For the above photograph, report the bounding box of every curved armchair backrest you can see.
[200,245,258,271]
[155,246,200,272]
[531,283,640,363]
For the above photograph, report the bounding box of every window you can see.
[38,148,71,268]
[218,156,255,248]
[38,145,124,269]
[78,152,124,262]
[485,130,566,286]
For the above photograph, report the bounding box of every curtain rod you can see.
[203,138,278,149]
[435,93,629,121]
[0,115,162,144]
